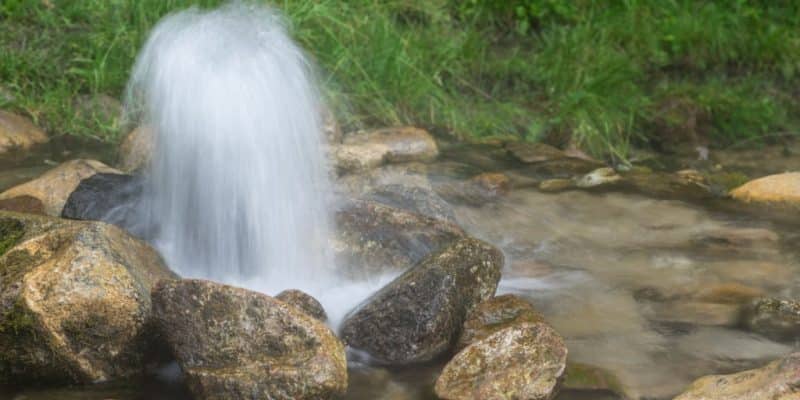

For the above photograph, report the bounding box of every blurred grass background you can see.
[1,0,798,161]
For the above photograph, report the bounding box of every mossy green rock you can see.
[674,352,800,400]
[341,237,503,364]
[435,322,567,400]
[334,199,465,276]
[0,211,174,384]
[457,294,546,350]
[152,279,347,400]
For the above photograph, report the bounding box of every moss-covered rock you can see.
[674,352,800,400]
[435,322,567,400]
[341,237,503,364]
[742,298,800,342]
[456,294,546,350]
[334,199,465,276]
[152,279,347,400]
[0,159,121,216]
[275,289,327,322]
[0,211,174,384]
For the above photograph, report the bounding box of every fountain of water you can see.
[126,3,338,300]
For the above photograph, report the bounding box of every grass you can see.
[1,0,799,161]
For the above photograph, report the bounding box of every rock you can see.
[506,142,566,164]
[694,283,764,305]
[471,172,511,196]
[434,322,567,400]
[505,142,603,175]
[539,179,573,193]
[275,289,327,321]
[335,127,438,174]
[117,126,153,173]
[645,301,742,327]
[562,362,625,395]
[623,169,713,201]
[742,298,800,341]
[731,172,800,210]
[152,279,347,400]
[691,227,780,257]
[0,159,121,216]
[0,195,44,215]
[73,94,121,131]
[673,352,800,400]
[435,173,511,206]
[0,110,48,155]
[61,173,143,230]
[575,167,623,189]
[457,294,546,350]
[0,211,174,384]
[341,237,503,364]
[365,184,456,223]
[334,199,465,276]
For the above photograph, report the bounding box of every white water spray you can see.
[126,3,337,298]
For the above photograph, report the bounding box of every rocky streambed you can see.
[1,112,800,399]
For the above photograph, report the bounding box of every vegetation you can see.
[1,0,799,160]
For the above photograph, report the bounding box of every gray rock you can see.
[275,289,327,321]
[742,298,800,341]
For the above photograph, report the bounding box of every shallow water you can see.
[2,142,799,399]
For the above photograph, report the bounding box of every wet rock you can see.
[506,142,566,164]
[434,322,567,400]
[690,227,780,257]
[275,289,327,321]
[575,167,623,189]
[73,94,121,131]
[707,260,793,290]
[0,110,48,155]
[539,178,574,193]
[457,294,546,350]
[435,172,511,206]
[673,352,800,400]
[341,237,503,364]
[730,172,800,210]
[0,211,174,384]
[336,162,432,198]
[366,184,456,223]
[694,283,764,305]
[506,142,603,176]
[624,169,713,200]
[0,195,44,215]
[0,159,121,216]
[742,298,800,341]
[61,173,143,230]
[117,126,153,173]
[562,362,625,395]
[335,127,438,174]
[152,279,347,400]
[334,199,465,275]
[645,301,742,327]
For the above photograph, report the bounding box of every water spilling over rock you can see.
[125,4,335,295]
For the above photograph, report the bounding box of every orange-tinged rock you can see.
[731,172,800,209]
[0,110,48,154]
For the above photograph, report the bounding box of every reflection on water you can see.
[2,143,799,399]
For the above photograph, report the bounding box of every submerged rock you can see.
[117,126,153,173]
[0,211,174,384]
[742,298,800,342]
[435,172,511,206]
[730,172,800,210]
[562,362,625,395]
[0,110,48,155]
[505,142,603,176]
[0,159,121,216]
[275,289,327,322]
[673,352,800,400]
[334,199,465,275]
[341,237,503,364]
[457,294,546,350]
[434,322,567,400]
[152,279,347,400]
[366,184,456,223]
[61,173,142,229]
[334,127,438,174]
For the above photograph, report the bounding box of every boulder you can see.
[340,237,503,364]
[117,126,153,173]
[673,352,800,400]
[457,294,546,350]
[334,199,465,276]
[275,289,327,321]
[562,362,625,395]
[731,172,800,210]
[61,173,143,230]
[0,110,48,155]
[334,127,438,174]
[0,211,174,384]
[366,184,456,223]
[434,322,567,400]
[742,298,800,342]
[152,279,347,400]
[0,195,44,215]
[0,159,121,216]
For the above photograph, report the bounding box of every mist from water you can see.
[126,3,339,300]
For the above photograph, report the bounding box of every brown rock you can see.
[335,127,438,173]
[275,289,327,321]
[0,196,44,215]
[117,126,153,173]
[435,322,567,400]
[457,294,546,350]
[673,352,800,400]
[742,298,800,341]
[731,172,800,210]
[0,110,48,154]
[152,279,347,400]
[0,159,120,216]
[539,179,574,193]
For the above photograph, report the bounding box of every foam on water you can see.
[126,3,343,303]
